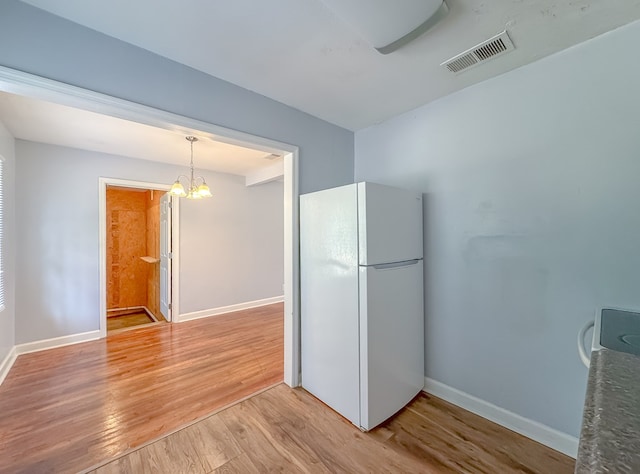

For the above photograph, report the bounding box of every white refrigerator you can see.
[300,181,424,431]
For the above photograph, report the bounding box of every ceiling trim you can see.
[0,65,297,156]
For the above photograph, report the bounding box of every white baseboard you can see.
[0,346,17,385]
[423,377,579,459]
[15,330,101,355]
[178,295,284,323]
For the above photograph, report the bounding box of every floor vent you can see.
[441,30,514,74]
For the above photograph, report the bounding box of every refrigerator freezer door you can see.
[357,182,423,266]
[300,184,361,426]
[359,259,424,430]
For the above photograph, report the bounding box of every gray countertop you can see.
[576,348,640,473]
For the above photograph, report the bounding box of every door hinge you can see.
[168,252,173,259]
[168,303,172,310]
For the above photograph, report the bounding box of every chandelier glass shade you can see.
[169,136,212,199]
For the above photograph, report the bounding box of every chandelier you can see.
[169,136,212,199]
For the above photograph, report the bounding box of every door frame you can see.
[99,179,178,336]
[0,65,301,387]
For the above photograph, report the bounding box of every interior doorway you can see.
[0,66,300,387]
[100,178,177,337]
[105,185,170,333]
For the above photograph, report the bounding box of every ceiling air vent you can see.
[441,30,514,74]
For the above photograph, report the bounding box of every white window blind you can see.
[0,158,4,311]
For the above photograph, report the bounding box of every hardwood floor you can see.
[90,384,575,474]
[0,300,574,473]
[0,303,284,473]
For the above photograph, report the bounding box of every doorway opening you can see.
[105,185,170,333]
[0,67,300,387]
[100,178,177,338]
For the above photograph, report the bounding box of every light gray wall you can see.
[0,121,15,360]
[0,0,353,194]
[355,20,640,438]
[179,176,284,313]
[15,140,283,344]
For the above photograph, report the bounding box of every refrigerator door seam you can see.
[362,259,422,270]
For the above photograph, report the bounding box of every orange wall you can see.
[107,188,164,317]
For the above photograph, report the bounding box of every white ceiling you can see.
[19,0,640,131]
[0,91,282,176]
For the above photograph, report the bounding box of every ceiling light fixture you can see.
[169,136,212,199]
[319,0,449,54]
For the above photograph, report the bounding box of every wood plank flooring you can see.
[91,383,575,474]
[0,303,284,473]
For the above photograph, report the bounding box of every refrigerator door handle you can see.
[371,259,421,270]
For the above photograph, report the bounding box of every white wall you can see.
[355,19,640,438]
[0,121,15,361]
[179,176,283,313]
[0,0,354,194]
[15,140,283,344]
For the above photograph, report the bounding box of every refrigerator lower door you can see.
[359,259,424,430]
